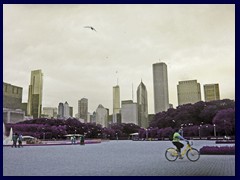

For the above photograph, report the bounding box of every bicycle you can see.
[165,141,200,162]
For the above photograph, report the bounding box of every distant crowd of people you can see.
[12,133,23,148]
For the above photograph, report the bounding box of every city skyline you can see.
[3,4,235,115]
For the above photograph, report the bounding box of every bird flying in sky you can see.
[84,26,97,32]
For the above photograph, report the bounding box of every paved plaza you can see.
[3,140,235,176]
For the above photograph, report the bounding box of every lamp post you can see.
[74,129,76,144]
[213,124,216,137]
[223,119,226,137]
[43,133,45,142]
[42,127,45,143]
[146,129,148,140]
[198,125,202,139]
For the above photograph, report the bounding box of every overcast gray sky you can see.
[3,4,235,115]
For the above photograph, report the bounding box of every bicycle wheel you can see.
[186,148,200,162]
[165,148,178,161]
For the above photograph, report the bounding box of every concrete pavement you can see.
[3,140,235,176]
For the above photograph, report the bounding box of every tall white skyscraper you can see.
[137,80,148,128]
[113,85,120,123]
[27,69,43,118]
[177,80,201,105]
[152,62,169,113]
[78,98,88,123]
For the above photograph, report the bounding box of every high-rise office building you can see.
[58,103,64,118]
[58,102,70,119]
[177,80,201,105]
[96,104,108,127]
[113,85,120,123]
[137,80,148,128]
[152,62,169,113]
[78,98,88,123]
[27,69,43,118]
[43,107,57,118]
[69,106,73,117]
[3,82,23,110]
[113,85,120,114]
[204,84,220,102]
[63,101,70,119]
[121,100,138,125]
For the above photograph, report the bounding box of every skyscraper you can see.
[177,80,201,105]
[113,85,120,123]
[3,82,23,110]
[58,102,70,119]
[27,69,43,118]
[58,103,64,119]
[121,100,138,125]
[43,107,57,118]
[78,98,88,123]
[63,101,70,119]
[137,80,148,128]
[152,62,169,113]
[204,84,220,102]
[96,104,108,127]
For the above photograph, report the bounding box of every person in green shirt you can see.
[172,129,188,159]
[12,133,18,148]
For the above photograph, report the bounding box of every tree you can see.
[212,108,235,136]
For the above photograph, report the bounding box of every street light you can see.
[223,119,226,137]
[146,129,148,140]
[198,125,202,139]
[116,133,118,141]
[43,133,45,142]
[213,124,216,137]
[42,127,45,143]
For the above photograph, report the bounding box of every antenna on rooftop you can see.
[116,70,118,85]
[132,83,134,101]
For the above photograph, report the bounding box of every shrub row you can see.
[215,140,235,144]
[200,146,235,155]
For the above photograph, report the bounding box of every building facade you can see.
[3,82,23,110]
[58,103,64,119]
[43,107,58,118]
[78,98,88,123]
[204,84,220,102]
[69,106,73,117]
[96,104,108,127]
[27,69,43,118]
[177,80,201,105]
[121,100,138,125]
[113,85,120,123]
[63,101,70,119]
[3,108,25,124]
[137,81,148,128]
[152,62,169,113]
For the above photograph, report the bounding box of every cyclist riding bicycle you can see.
[172,129,189,159]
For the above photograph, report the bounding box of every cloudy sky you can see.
[3,4,235,115]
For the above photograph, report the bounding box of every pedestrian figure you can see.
[80,136,85,145]
[73,135,76,144]
[70,136,74,144]
[18,134,23,148]
[12,133,18,148]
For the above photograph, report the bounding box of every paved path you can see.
[3,140,235,176]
